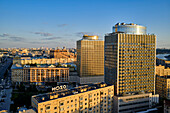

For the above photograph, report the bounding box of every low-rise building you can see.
[156,65,170,76]
[113,92,159,113]
[13,57,76,65]
[156,58,170,68]
[11,64,69,84]
[156,65,170,99]
[31,83,114,113]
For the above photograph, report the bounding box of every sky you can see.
[0,0,170,48]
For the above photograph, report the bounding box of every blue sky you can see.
[0,0,169,48]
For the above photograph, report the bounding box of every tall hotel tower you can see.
[77,35,104,84]
[105,23,156,95]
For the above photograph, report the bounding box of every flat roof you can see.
[33,83,113,103]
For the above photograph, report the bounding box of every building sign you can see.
[52,85,67,91]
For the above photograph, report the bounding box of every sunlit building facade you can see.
[77,35,104,84]
[32,83,114,113]
[11,65,69,84]
[156,65,170,99]
[105,23,156,95]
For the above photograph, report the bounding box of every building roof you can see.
[32,83,112,103]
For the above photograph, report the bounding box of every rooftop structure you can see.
[82,35,99,40]
[113,22,146,35]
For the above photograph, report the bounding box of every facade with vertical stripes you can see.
[12,67,69,83]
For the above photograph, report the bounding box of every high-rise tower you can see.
[77,35,104,84]
[105,23,156,95]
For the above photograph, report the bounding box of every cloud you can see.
[27,41,60,44]
[33,32,53,36]
[9,36,25,41]
[43,37,62,40]
[75,32,94,37]
[57,24,68,27]
[0,33,10,37]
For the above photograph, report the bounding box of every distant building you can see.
[50,49,76,59]
[105,23,156,95]
[113,92,159,113]
[13,56,76,65]
[77,35,104,84]
[11,64,69,84]
[156,65,170,99]
[32,83,114,113]
[156,58,170,68]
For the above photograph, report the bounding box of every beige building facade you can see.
[12,67,69,83]
[32,83,114,113]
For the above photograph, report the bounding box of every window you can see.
[46,106,50,110]
[60,102,64,106]
[67,101,69,103]
[54,107,57,110]
[40,108,43,112]
[80,102,83,105]
[71,100,73,102]
[80,97,83,100]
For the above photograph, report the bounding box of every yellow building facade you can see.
[32,83,114,113]
[77,35,104,84]
[105,23,156,95]
[156,65,170,99]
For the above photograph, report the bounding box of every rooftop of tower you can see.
[112,22,147,35]
[82,35,99,40]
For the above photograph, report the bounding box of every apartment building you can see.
[32,83,114,113]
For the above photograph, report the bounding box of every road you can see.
[0,88,13,111]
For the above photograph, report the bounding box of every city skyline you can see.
[0,0,170,48]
